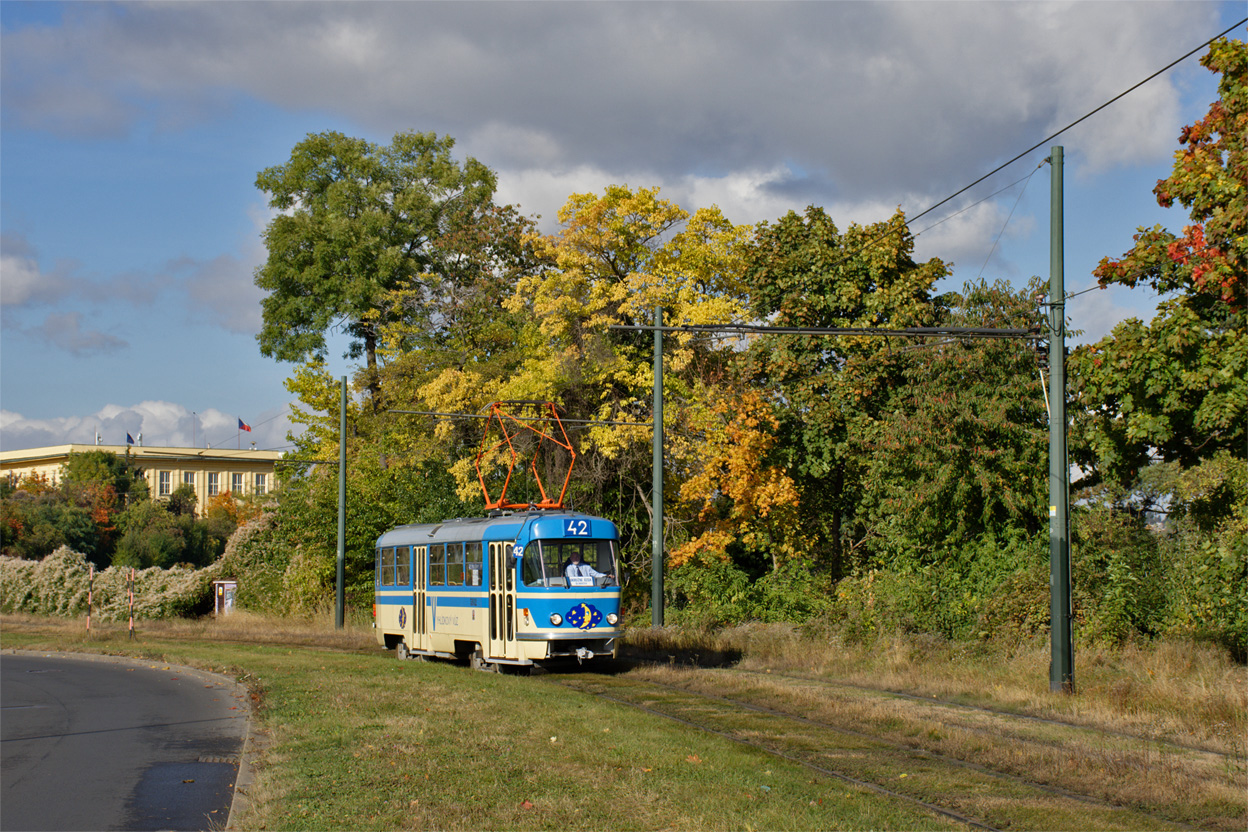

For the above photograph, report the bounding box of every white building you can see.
[1,444,282,514]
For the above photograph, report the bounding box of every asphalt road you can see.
[1,652,250,832]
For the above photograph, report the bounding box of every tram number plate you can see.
[564,519,591,537]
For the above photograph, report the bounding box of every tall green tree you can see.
[852,278,1049,564]
[254,130,500,394]
[741,207,949,577]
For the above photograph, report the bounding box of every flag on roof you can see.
[238,419,252,432]
[126,433,135,445]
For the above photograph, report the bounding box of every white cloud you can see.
[0,402,294,453]
[0,232,76,307]
[2,1,1218,202]
[1065,281,1162,346]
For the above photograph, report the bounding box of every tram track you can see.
[546,664,1242,831]
[728,666,1241,760]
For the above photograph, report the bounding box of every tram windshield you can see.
[522,539,618,588]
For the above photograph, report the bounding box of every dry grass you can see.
[627,663,1246,830]
[626,623,1247,756]
[0,607,377,652]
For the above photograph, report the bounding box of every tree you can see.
[0,476,98,562]
[167,483,197,517]
[113,500,186,569]
[670,384,804,573]
[741,206,949,576]
[254,130,500,395]
[852,278,1049,563]
[1067,38,1246,653]
[418,185,753,570]
[1070,38,1246,489]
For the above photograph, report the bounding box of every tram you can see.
[374,510,622,670]
[373,402,623,671]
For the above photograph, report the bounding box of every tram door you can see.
[487,541,516,660]
[413,545,428,652]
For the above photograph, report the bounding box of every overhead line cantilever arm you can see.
[608,323,1039,339]
[389,410,653,427]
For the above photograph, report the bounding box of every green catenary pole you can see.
[652,306,664,627]
[1049,147,1074,692]
[336,375,347,630]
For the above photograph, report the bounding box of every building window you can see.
[232,473,244,494]
[159,471,171,497]
[254,473,267,495]
[183,472,195,488]
[208,472,219,496]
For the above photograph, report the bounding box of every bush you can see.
[666,556,753,626]
[1160,516,1247,661]
[833,531,1048,643]
[749,561,835,623]
[1070,499,1166,643]
[973,563,1050,641]
[213,513,291,615]
[0,546,212,620]
[665,555,835,627]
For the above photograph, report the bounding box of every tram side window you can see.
[381,547,397,586]
[464,542,482,586]
[395,546,410,587]
[429,544,445,586]
[375,548,381,588]
[445,542,464,586]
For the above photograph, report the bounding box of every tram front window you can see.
[522,540,618,587]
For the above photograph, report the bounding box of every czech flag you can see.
[238,418,252,432]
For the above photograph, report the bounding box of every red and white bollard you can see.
[127,568,135,640]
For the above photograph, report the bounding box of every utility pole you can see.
[1049,146,1074,692]
[652,306,664,627]
[336,376,347,630]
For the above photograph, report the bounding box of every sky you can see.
[1,1,1244,454]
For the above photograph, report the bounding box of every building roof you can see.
[0,444,283,465]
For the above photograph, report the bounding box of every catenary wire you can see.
[976,165,1042,279]
[834,18,1247,270]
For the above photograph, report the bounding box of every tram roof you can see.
[375,510,616,548]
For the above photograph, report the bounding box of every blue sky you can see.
[2,1,1244,453]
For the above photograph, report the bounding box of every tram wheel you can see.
[470,650,497,673]
[395,640,409,661]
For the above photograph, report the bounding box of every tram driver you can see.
[565,550,614,586]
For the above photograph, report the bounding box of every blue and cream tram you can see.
[374,510,623,671]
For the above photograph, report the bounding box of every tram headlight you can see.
[549,613,563,626]
[606,613,619,625]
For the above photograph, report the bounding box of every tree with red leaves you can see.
[1071,38,1246,490]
